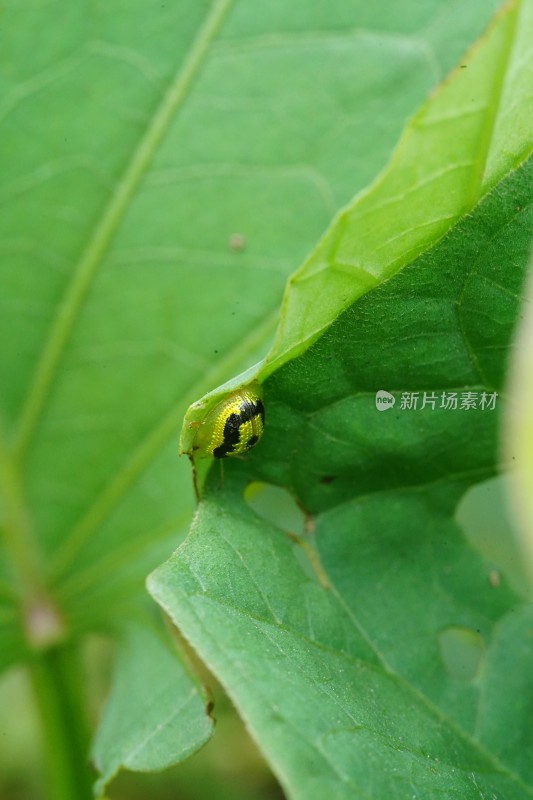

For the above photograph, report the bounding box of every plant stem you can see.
[29,643,93,800]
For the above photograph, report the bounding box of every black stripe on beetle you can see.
[213,397,264,458]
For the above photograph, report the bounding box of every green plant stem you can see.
[29,643,93,800]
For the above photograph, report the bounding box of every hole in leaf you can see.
[244,483,329,589]
[438,626,484,682]
[456,476,532,598]
[244,482,305,535]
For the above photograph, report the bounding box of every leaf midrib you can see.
[13,0,235,464]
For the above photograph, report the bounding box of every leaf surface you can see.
[151,153,533,799]
[92,620,213,798]
[0,0,491,654]
[150,2,533,795]
[0,0,524,792]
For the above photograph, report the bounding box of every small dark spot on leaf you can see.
[229,233,246,251]
[320,475,336,484]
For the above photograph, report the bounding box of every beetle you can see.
[189,385,265,459]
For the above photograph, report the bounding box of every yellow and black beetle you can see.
[182,383,265,500]
[189,384,265,459]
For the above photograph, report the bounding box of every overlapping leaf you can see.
[1,1,503,795]
[150,1,533,797]
[151,151,533,800]
[1,0,492,661]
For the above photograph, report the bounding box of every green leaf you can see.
[0,0,494,661]
[149,2,533,794]
[180,0,533,433]
[262,0,533,374]
[92,619,213,799]
[0,0,522,795]
[150,153,533,799]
